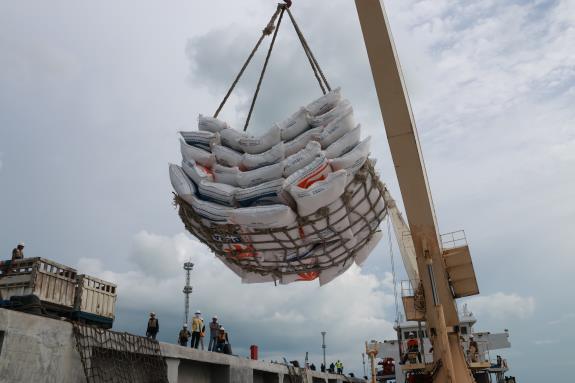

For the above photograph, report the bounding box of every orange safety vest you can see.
[218,331,227,342]
[407,338,419,350]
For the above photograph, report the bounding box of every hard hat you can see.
[469,335,474,339]
[183,324,187,327]
[18,242,25,247]
[409,332,416,337]
[150,312,155,316]
[213,315,218,319]
[195,310,201,314]
[219,327,225,331]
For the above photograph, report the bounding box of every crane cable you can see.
[386,214,400,325]
[213,1,331,132]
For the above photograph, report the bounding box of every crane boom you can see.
[382,189,419,284]
[355,1,477,382]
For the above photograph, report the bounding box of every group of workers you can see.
[146,311,231,354]
[399,331,483,365]
[319,360,344,374]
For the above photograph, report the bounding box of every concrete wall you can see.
[0,309,86,383]
[0,308,361,383]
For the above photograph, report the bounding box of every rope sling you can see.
[175,2,388,284]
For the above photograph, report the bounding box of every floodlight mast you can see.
[355,1,479,382]
[183,261,194,326]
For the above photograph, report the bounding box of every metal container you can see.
[74,274,117,326]
[0,257,77,309]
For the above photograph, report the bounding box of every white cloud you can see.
[464,292,535,320]
[78,230,396,373]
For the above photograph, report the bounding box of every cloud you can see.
[78,231,396,373]
[464,292,535,320]
[533,339,559,346]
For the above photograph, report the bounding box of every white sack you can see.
[190,197,233,223]
[284,127,323,156]
[212,164,240,186]
[238,126,281,154]
[213,145,243,168]
[229,204,297,229]
[197,180,237,207]
[181,158,214,184]
[283,154,331,191]
[180,139,216,168]
[298,198,354,243]
[353,230,384,267]
[180,131,220,151]
[198,114,229,133]
[324,125,361,159]
[169,164,196,205]
[308,99,352,128]
[235,178,285,207]
[283,141,321,177]
[236,162,284,189]
[330,136,371,177]
[288,169,348,216]
[306,87,342,116]
[317,109,356,148]
[277,107,311,141]
[242,142,285,170]
[219,128,247,152]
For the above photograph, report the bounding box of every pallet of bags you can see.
[171,88,388,285]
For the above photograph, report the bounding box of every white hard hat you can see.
[18,242,25,247]
[409,332,416,337]
[195,310,201,314]
[213,315,218,319]
[469,335,474,338]
[150,312,155,316]
[183,324,187,327]
[219,327,225,331]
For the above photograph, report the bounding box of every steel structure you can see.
[355,1,480,382]
[183,261,194,326]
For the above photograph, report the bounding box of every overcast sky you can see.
[1,0,574,380]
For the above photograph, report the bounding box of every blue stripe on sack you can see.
[236,192,280,207]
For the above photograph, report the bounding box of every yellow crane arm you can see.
[355,1,476,382]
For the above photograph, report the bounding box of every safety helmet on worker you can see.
[18,242,25,247]
[409,332,416,338]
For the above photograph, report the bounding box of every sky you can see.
[1,0,574,380]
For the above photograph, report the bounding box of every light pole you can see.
[321,331,327,368]
[362,352,367,377]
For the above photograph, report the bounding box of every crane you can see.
[355,1,480,382]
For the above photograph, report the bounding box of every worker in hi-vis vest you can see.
[190,311,204,349]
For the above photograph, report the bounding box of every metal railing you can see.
[440,230,467,250]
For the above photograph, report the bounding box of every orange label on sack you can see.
[296,271,320,281]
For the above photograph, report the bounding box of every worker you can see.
[214,326,230,354]
[12,242,25,261]
[178,324,191,346]
[329,362,335,373]
[320,363,325,372]
[309,363,316,371]
[468,335,479,362]
[190,310,204,349]
[146,312,159,340]
[401,332,422,364]
[199,321,206,350]
[336,360,343,374]
[208,316,220,351]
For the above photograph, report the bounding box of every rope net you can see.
[175,159,387,285]
[73,324,169,383]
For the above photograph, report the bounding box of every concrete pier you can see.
[0,309,363,383]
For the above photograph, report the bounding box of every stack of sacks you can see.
[170,88,387,285]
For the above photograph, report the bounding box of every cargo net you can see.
[176,159,387,285]
[73,324,169,383]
